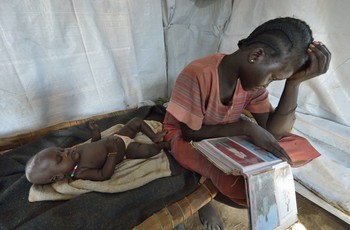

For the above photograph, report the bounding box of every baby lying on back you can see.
[25,118,170,185]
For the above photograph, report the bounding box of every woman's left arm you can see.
[256,41,331,139]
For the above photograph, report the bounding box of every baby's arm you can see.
[118,117,166,142]
[88,120,101,142]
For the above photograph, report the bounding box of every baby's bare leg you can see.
[118,117,164,142]
[125,141,170,159]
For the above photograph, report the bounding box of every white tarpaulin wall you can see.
[0,0,349,222]
[0,0,167,136]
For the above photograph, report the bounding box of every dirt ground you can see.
[183,200,250,230]
[182,195,349,230]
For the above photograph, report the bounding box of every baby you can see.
[25,118,170,185]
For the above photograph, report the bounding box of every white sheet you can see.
[162,0,233,93]
[0,0,166,137]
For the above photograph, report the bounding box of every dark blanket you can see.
[0,106,199,230]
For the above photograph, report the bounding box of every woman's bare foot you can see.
[173,223,186,230]
[198,202,225,230]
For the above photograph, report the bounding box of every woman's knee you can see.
[214,175,247,203]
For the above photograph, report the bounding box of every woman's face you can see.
[239,59,295,91]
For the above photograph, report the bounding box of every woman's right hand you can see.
[288,41,331,84]
[245,123,291,163]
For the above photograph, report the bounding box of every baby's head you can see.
[25,147,79,185]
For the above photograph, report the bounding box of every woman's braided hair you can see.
[238,17,313,67]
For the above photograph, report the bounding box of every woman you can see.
[164,17,331,229]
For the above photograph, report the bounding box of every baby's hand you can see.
[152,130,167,143]
[88,120,99,131]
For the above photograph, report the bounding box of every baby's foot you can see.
[198,202,225,230]
[159,141,170,150]
[152,129,167,143]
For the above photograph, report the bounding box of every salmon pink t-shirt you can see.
[165,53,272,131]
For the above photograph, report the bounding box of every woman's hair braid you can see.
[238,17,313,66]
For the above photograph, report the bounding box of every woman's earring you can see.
[250,59,254,63]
